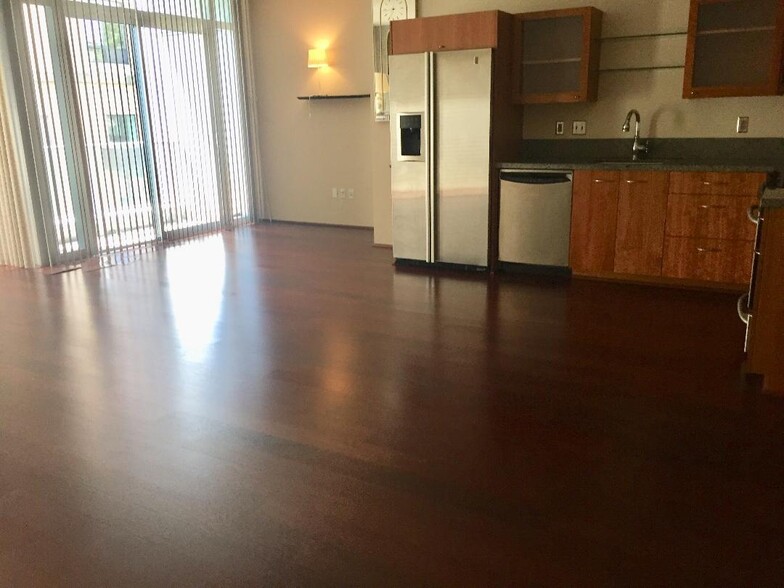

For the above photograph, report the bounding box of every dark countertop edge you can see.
[762,189,784,209]
[497,162,779,173]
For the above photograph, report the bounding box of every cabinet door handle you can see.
[626,180,647,184]
[698,204,728,210]
[593,179,615,183]
[696,247,722,253]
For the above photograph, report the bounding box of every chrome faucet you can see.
[622,109,648,161]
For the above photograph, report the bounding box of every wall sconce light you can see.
[308,48,328,69]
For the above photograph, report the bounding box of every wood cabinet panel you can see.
[747,208,784,393]
[614,172,669,276]
[662,236,753,284]
[669,171,767,196]
[391,11,500,55]
[570,170,619,274]
[666,193,758,241]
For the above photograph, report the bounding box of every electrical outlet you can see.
[347,188,354,199]
[555,121,565,136]
[737,116,750,134]
[338,188,347,199]
[572,121,587,136]
[332,188,338,199]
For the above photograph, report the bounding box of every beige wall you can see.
[252,0,784,244]
[250,0,374,227]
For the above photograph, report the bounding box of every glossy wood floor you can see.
[2,224,784,586]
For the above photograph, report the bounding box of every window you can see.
[17,0,253,262]
[107,114,139,143]
[90,22,130,65]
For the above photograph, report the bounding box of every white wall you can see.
[250,0,374,228]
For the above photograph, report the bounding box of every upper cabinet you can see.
[512,7,603,104]
[390,11,503,55]
[683,0,784,98]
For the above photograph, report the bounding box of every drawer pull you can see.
[696,247,722,253]
[698,204,728,210]
[702,181,728,186]
[593,179,615,183]
[625,180,648,184]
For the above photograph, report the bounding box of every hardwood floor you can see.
[1,223,783,586]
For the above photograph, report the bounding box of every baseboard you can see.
[257,219,373,231]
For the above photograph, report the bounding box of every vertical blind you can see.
[0,44,41,269]
[8,0,256,266]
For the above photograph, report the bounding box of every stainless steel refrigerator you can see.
[389,49,492,267]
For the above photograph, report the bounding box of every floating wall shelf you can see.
[297,94,371,100]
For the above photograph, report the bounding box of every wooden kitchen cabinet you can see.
[683,0,784,98]
[664,171,767,285]
[512,7,603,104]
[570,168,771,289]
[614,172,670,276]
[570,170,619,274]
[390,11,502,55]
[747,207,784,395]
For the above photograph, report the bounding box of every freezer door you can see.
[434,49,492,267]
[390,53,429,262]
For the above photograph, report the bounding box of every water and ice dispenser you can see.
[397,113,424,161]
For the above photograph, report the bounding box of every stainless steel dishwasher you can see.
[498,169,573,268]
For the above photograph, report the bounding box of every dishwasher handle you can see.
[500,171,572,185]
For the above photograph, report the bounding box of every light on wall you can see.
[308,48,328,69]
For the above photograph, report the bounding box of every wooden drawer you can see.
[391,11,500,55]
[662,237,753,284]
[669,172,767,197]
[666,193,758,241]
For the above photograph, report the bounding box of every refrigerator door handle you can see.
[427,52,436,263]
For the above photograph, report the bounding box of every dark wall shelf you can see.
[297,94,371,100]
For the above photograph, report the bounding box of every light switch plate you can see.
[555,121,565,135]
[572,121,587,136]
[737,116,749,134]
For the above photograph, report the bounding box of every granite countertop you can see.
[497,161,779,173]
[762,188,784,209]
[502,138,784,176]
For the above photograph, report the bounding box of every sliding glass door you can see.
[67,16,159,251]
[141,24,221,236]
[15,0,251,264]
